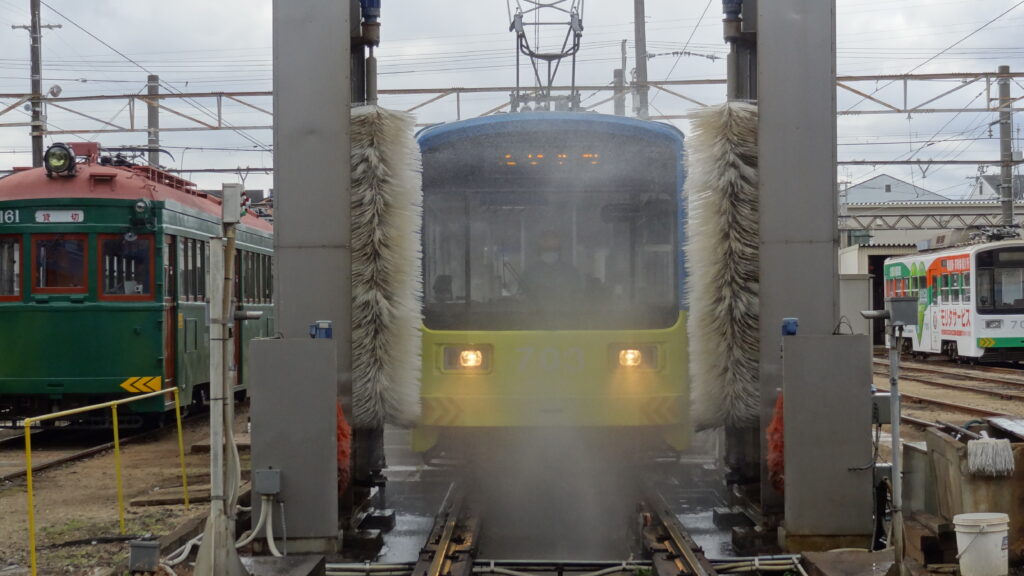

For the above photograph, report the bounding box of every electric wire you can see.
[650,0,713,107]
[38,0,270,152]
[844,0,1024,111]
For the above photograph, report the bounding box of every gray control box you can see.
[128,540,160,573]
[872,392,891,425]
[254,468,282,496]
[885,296,918,326]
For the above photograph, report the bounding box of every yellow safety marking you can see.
[642,397,682,425]
[178,313,184,329]
[421,398,463,427]
[120,376,162,393]
[978,338,996,348]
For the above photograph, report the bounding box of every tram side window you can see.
[181,238,192,302]
[930,276,938,305]
[0,236,19,298]
[950,274,960,304]
[164,236,177,300]
[963,272,970,303]
[100,235,153,298]
[978,269,994,309]
[198,241,207,301]
[263,254,273,303]
[33,235,86,292]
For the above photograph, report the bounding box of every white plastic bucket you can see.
[954,512,1010,576]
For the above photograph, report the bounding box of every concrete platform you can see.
[802,550,928,576]
[242,555,325,576]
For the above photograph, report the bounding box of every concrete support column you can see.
[258,0,351,551]
[757,0,838,512]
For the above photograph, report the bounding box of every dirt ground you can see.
[0,409,247,575]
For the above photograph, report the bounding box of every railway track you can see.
[0,417,199,483]
[356,480,728,576]
[872,357,1024,432]
[874,358,1024,389]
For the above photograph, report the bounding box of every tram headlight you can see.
[619,349,643,367]
[443,345,492,372]
[44,143,76,176]
[459,350,483,367]
[613,344,658,369]
[986,319,1003,329]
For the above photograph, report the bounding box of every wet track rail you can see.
[353,480,725,576]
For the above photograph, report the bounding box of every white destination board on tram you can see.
[35,210,84,223]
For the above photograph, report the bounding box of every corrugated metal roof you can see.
[844,174,949,203]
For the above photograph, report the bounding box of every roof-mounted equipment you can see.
[44,143,76,178]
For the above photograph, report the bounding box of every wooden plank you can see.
[989,417,1024,441]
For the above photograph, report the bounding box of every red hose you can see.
[337,401,352,495]
[767,393,785,494]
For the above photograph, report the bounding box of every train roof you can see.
[886,238,1024,262]
[0,143,271,233]
[417,112,685,151]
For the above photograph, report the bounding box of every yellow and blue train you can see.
[413,112,689,457]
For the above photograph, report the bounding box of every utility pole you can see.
[633,0,648,119]
[147,75,160,167]
[12,0,61,167]
[613,40,627,116]
[999,65,1014,228]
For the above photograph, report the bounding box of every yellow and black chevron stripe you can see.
[119,376,163,393]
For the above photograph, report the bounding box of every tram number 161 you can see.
[1,210,19,224]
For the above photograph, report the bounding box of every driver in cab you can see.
[520,231,582,302]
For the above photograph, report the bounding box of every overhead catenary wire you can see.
[649,0,713,106]
[844,0,1024,111]
[37,0,271,152]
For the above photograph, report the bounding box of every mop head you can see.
[350,105,423,429]
[966,435,1015,477]
[685,102,760,430]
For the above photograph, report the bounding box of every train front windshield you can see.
[422,124,681,330]
[977,247,1024,313]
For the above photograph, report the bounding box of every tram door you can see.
[164,236,178,390]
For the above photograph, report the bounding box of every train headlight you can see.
[44,143,76,176]
[443,345,492,372]
[619,349,643,367]
[460,350,484,368]
[612,344,658,369]
[986,319,1003,329]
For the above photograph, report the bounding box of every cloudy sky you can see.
[0,0,1022,199]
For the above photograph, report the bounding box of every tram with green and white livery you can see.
[884,239,1024,362]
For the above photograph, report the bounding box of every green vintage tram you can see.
[0,143,273,427]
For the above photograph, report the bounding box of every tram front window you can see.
[977,247,1024,313]
[423,189,677,330]
[33,235,86,292]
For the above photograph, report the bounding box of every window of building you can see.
[32,235,87,293]
[0,235,20,300]
[100,234,153,300]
